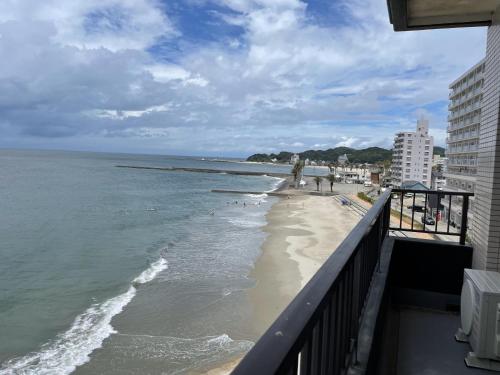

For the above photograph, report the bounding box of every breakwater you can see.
[115,165,291,178]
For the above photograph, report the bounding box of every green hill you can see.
[247,147,392,164]
[433,146,445,157]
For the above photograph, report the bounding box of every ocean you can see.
[0,149,306,374]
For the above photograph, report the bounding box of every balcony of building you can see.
[447,130,480,143]
[447,158,478,168]
[447,116,481,132]
[445,168,478,178]
[448,106,481,122]
[449,90,483,110]
[232,189,480,375]
[446,144,479,155]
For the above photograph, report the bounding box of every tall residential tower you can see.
[445,59,485,225]
[392,118,434,187]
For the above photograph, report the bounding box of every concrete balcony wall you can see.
[472,12,500,271]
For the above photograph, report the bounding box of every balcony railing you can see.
[390,189,473,244]
[232,189,474,375]
[232,189,392,375]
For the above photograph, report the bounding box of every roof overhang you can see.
[387,0,498,31]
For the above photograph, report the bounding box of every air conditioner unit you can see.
[456,269,500,371]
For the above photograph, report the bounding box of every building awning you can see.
[401,180,429,190]
[387,0,497,31]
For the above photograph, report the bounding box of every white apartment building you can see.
[392,118,434,187]
[445,59,485,225]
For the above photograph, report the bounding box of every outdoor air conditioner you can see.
[456,269,500,371]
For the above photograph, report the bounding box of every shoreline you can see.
[204,191,361,374]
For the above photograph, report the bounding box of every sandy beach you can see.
[203,191,361,374]
[249,194,361,334]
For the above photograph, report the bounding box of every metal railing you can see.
[232,190,392,375]
[232,189,473,375]
[389,189,473,244]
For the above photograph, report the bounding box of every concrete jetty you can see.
[115,165,290,178]
[211,189,339,197]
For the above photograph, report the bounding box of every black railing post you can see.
[399,192,403,229]
[460,195,469,245]
[384,191,391,235]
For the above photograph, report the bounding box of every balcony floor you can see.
[397,307,491,375]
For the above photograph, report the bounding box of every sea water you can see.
[0,149,288,374]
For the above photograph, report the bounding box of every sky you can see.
[0,0,487,157]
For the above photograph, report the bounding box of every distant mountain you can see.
[247,147,392,164]
[433,146,445,157]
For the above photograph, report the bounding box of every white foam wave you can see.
[0,257,168,375]
[0,287,136,375]
[267,177,286,192]
[133,258,168,285]
[227,217,263,228]
[244,193,268,203]
[110,333,253,373]
[245,193,268,199]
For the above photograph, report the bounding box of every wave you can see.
[227,217,264,228]
[109,333,253,374]
[267,177,286,192]
[133,257,168,285]
[0,257,168,375]
[244,193,268,201]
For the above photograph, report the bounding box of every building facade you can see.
[445,59,485,225]
[391,118,434,187]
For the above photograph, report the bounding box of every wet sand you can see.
[205,194,360,374]
[249,194,361,333]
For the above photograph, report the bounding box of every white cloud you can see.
[0,0,174,51]
[0,0,488,155]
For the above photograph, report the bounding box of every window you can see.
[405,174,410,179]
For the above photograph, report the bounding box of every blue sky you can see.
[0,0,487,156]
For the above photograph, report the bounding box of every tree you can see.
[326,174,336,192]
[313,176,322,191]
[291,160,305,181]
[292,160,305,189]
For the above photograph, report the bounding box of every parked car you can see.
[407,204,425,212]
[421,216,435,225]
[364,181,372,187]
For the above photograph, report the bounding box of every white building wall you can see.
[445,59,485,227]
[392,119,434,187]
[472,12,500,271]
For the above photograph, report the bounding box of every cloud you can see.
[0,0,175,51]
[0,0,487,155]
